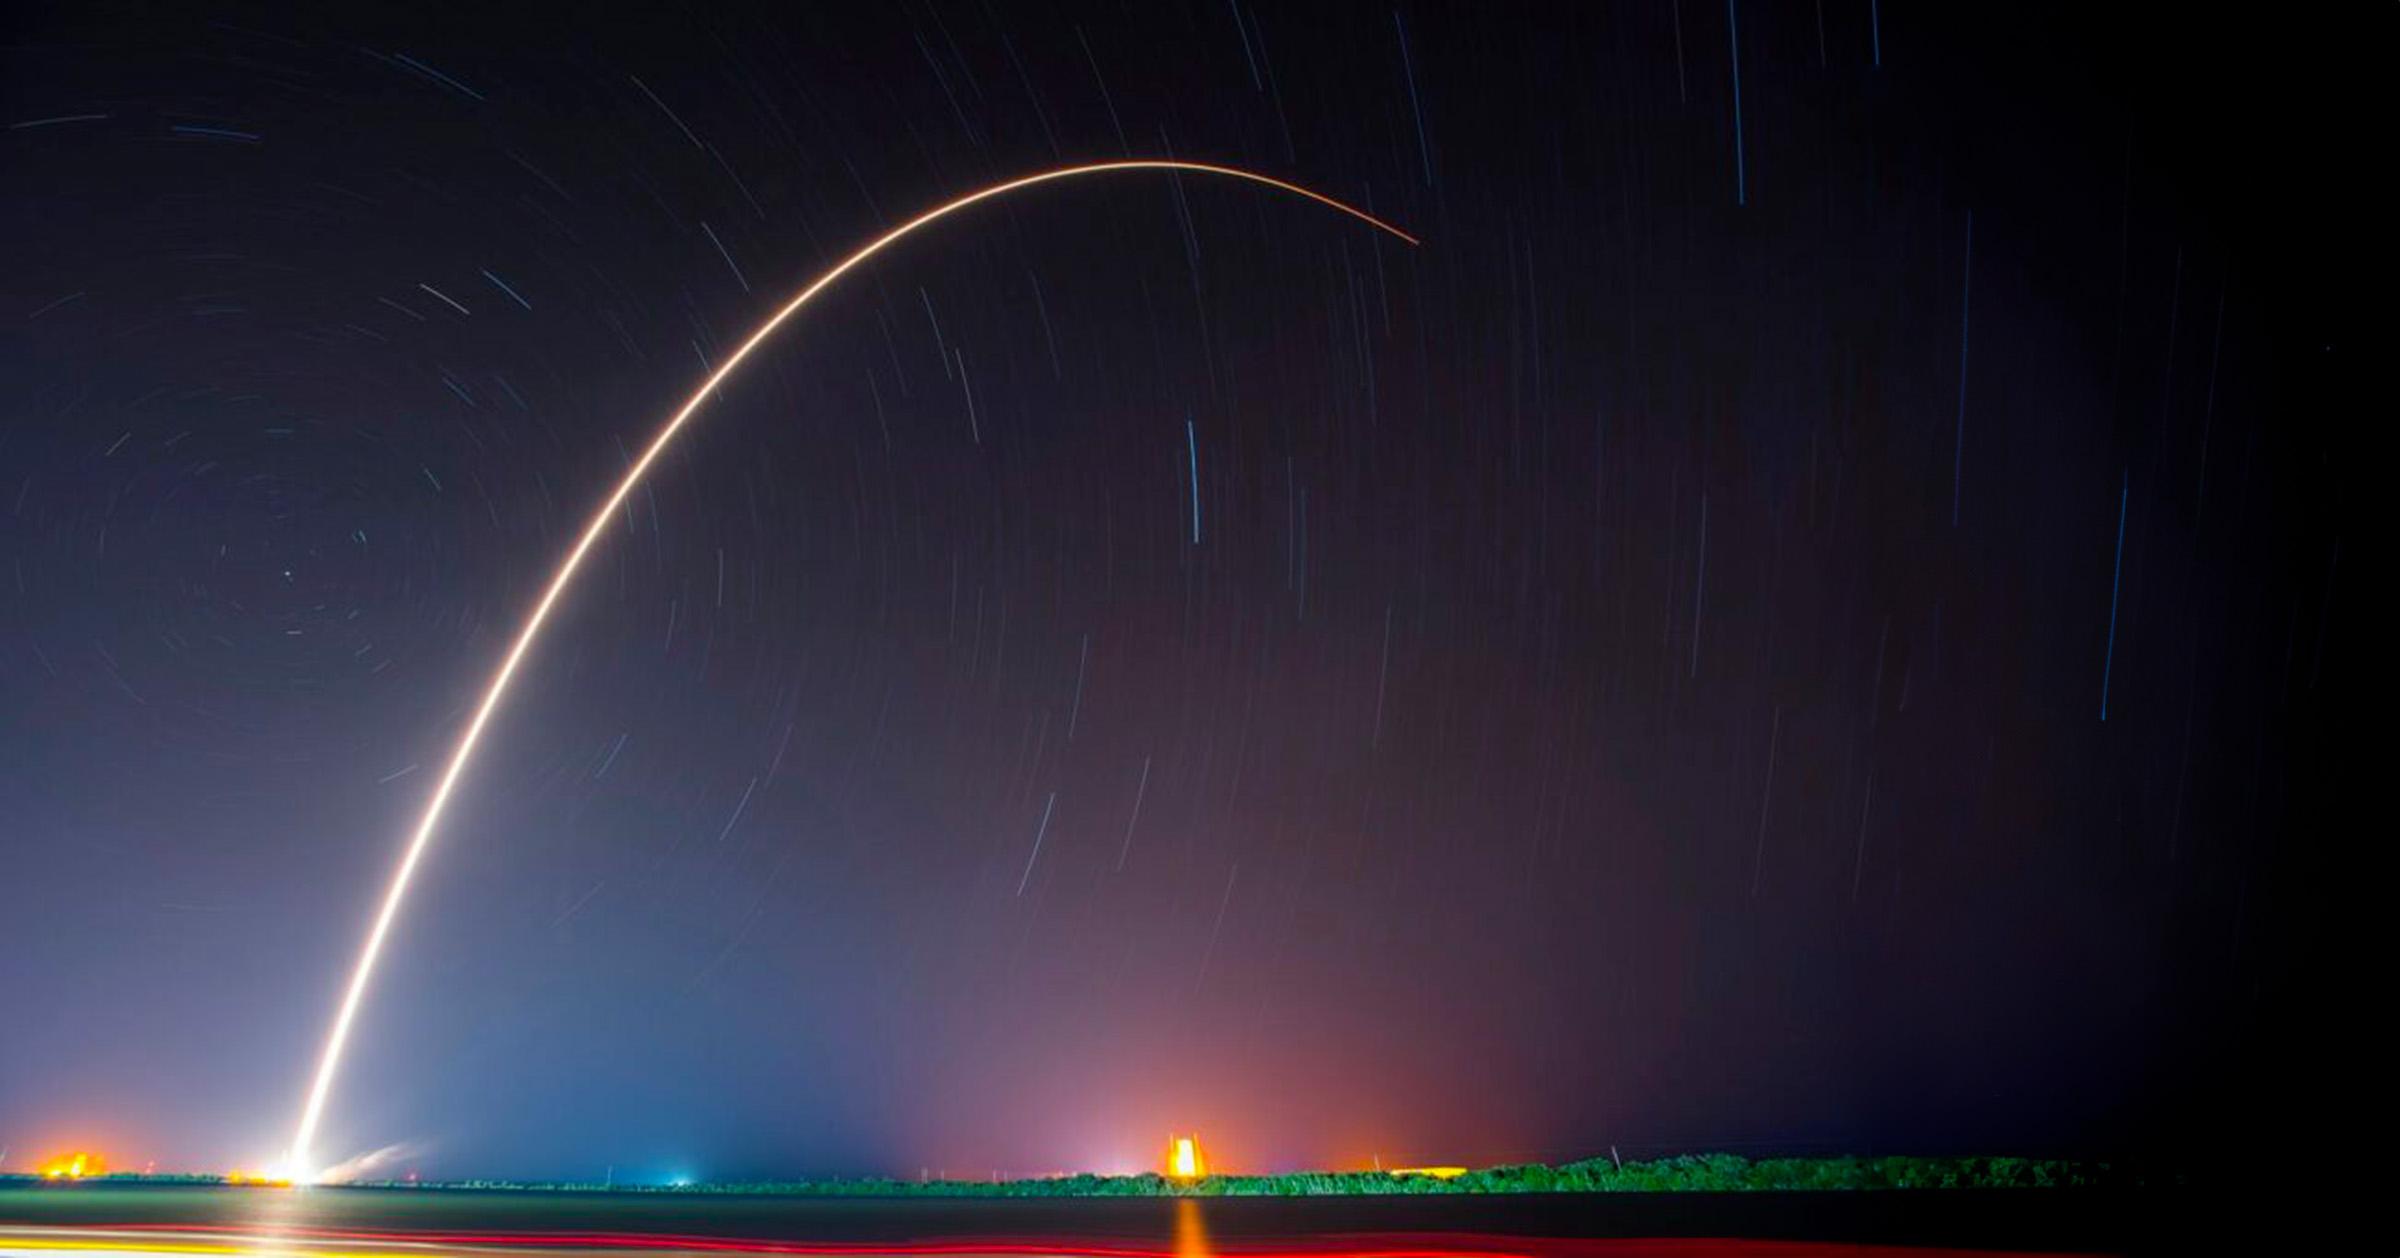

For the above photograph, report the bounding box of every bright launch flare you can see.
[285,160,1415,1179]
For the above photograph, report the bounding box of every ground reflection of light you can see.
[229,1171,319,1258]
[1173,1199,1212,1258]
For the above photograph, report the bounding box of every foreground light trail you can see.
[283,161,1417,1180]
[1,1226,1529,1258]
[0,1224,2094,1258]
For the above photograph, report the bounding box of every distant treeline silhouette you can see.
[336,1154,2148,1194]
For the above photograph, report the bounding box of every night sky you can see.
[0,2,2370,1183]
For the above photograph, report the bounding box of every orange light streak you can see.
[285,161,1414,1180]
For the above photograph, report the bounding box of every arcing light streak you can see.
[286,161,1416,1179]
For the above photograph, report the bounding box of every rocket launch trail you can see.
[284,161,1416,1179]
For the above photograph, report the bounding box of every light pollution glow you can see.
[283,161,1416,1182]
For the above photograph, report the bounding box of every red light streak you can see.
[100,1224,1527,1257]
[58,1224,2108,1258]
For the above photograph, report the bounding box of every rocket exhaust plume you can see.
[284,160,1415,1180]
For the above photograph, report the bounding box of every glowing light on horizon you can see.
[284,160,1415,1180]
[1166,1135,1206,1180]
[38,1152,105,1179]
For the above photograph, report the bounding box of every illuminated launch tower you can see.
[1165,1133,1208,1180]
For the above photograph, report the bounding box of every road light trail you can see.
[286,160,1416,1179]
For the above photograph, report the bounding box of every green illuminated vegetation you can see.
[1,1154,2145,1194]
[543,1155,2137,1194]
